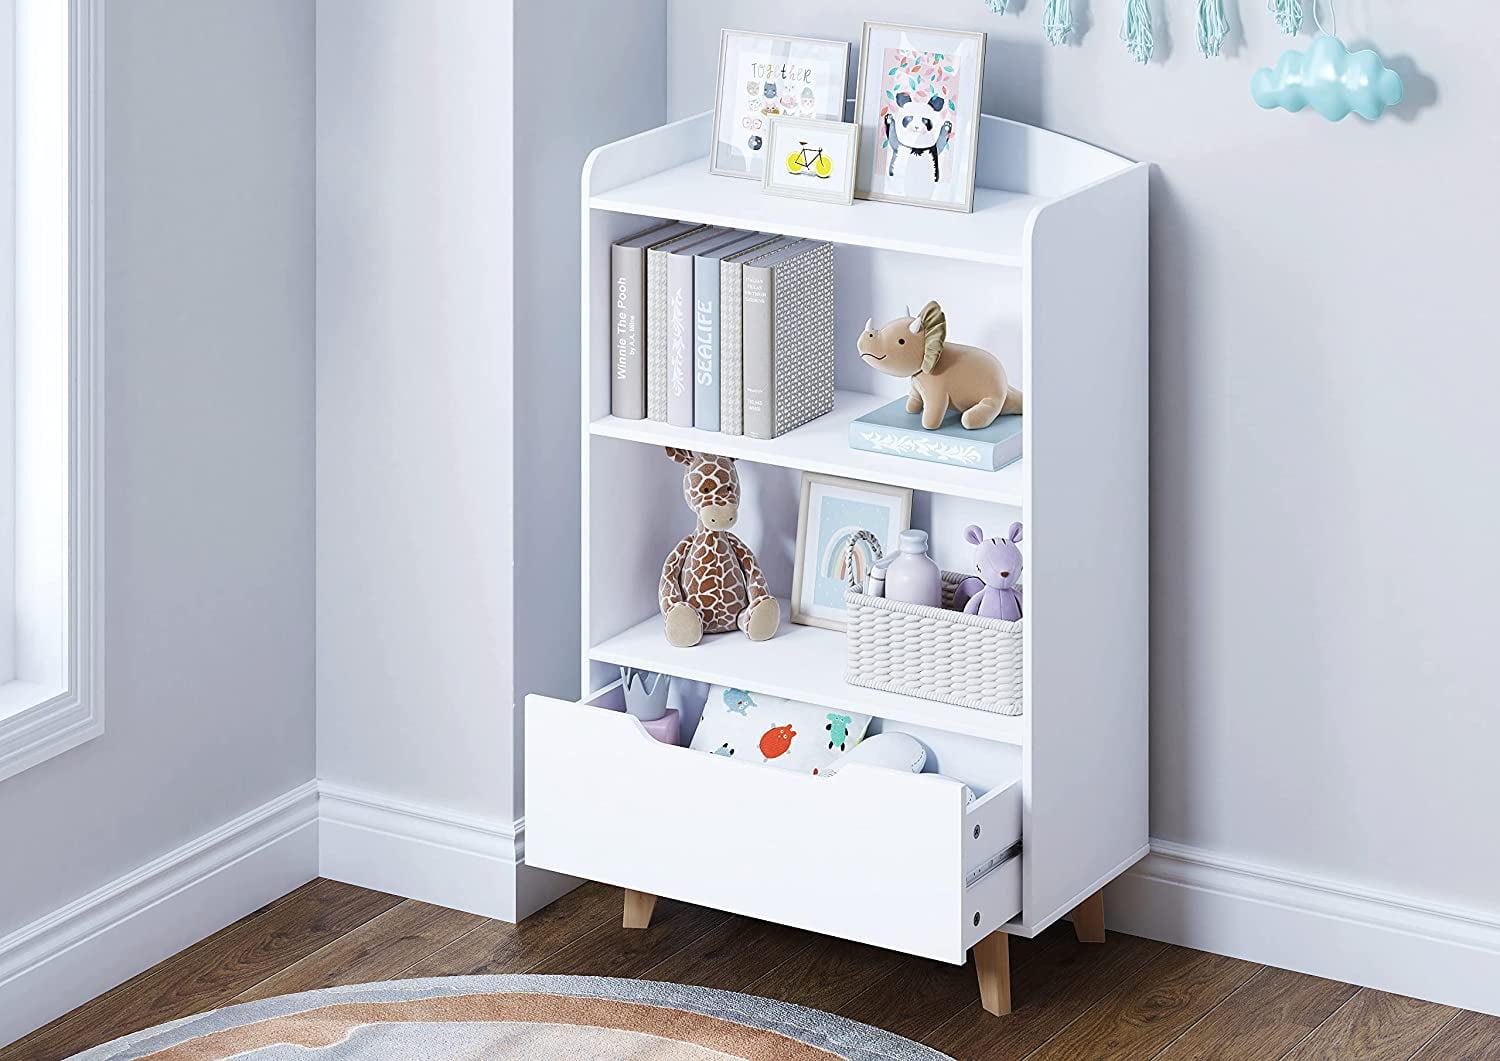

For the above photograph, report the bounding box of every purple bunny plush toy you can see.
[958,522,1024,621]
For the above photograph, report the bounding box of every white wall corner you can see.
[0,780,318,1050]
[1107,840,1500,1018]
[316,782,577,924]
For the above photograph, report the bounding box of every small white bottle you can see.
[883,529,942,607]
[864,553,897,597]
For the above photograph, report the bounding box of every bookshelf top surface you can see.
[590,390,1026,507]
[590,159,1046,267]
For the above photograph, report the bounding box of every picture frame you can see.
[761,117,859,206]
[854,22,987,213]
[791,473,913,631]
[711,30,852,182]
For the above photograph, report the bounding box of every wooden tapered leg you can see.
[1071,889,1106,943]
[973,930,1012,1016]
[622,889,657,929]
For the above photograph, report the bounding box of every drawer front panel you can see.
[526,693,1014,963]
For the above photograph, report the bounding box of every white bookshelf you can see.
[524,110,1149,1020]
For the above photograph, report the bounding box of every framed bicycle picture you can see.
[761,117,859,205]
[711,31,851,181]
[854,22,987,213]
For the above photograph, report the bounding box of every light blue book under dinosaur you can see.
[848,398,1022,472]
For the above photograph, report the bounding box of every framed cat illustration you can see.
[854,22,987,212]
[711,31,851,181]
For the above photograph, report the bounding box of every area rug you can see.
[70,975,953,1060]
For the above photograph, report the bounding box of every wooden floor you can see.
[5,879,1497,1060]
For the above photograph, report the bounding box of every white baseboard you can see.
[18,793,1493,1051]
[0,779,573,1050]
[0,781,319,1049]
[1107,840,1500,1017]
[317,782,578,923]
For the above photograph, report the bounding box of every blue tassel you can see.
[1197,0,1230,56]
[1044,0,1074,44]
[1121,0,1155,63]
[1268,0,1302,34]
[984,0,1011,12]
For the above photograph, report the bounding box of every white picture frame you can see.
[761,117,859,206]
[711,30,851,182]
[791,473,913,631]
[854,22,987,213]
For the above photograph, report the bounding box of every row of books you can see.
[609,221,834,440]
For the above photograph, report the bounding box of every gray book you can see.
[647,226,724,422]
[692,233,779,433]
[742,240,835,440]
[608,221,692,419]
[719,235,795,436]
[666,229,743,428]
[741,240,807,441]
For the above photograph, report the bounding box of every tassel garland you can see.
[1268,0,1303,34]
[1043,0,1074,44]
[1197,0,1230,56]
[1121,0,1155,63]
[985,0,1265,65]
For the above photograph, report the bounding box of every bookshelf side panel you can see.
[1022,165,1151,928]
[582,112,711,198]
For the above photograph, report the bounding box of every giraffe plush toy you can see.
[659,448,779,648]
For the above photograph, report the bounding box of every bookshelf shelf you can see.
[591,159,1046,267]
[590,389,1026,506]
[525,107,1149,1018]
[589,612,1028,746]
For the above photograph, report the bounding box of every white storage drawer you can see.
[524,688,1022,964]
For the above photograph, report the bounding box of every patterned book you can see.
[719,236,795,436]
[693,233,777,433]
[645,225,717,421]
[608,221,693,420]
[666,230,749,428]
[849,398,1023,471]
[742,240,835,440]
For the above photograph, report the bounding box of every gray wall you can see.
[510,2,668,815]
[316,0,520,823]
[316,0,668,839]
[0,0,315,933]
[668,2,1500,912]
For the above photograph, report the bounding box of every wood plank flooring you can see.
[3,879,1493,1061]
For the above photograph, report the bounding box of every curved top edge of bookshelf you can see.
[583,110,1136,205]
[977,112,1137,171]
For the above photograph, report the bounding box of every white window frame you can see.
[0,0,101,782]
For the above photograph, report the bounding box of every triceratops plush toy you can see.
[659,448,779,648]
[858,301,1023,430]
[956,522,1024,621]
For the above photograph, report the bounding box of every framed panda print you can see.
[711,31,851,181]
[854,22,987,213]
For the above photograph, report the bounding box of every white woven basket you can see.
[842,536,1024,716]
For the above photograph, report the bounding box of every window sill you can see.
[0,680,100,782]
